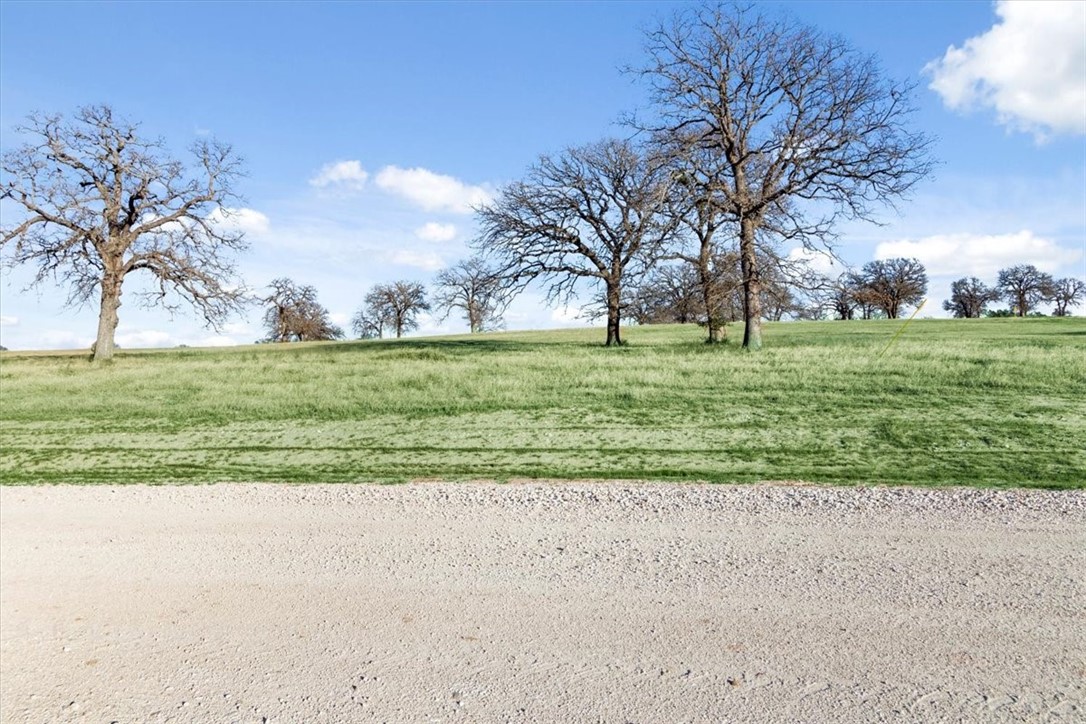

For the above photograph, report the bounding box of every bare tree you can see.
[943,277,1000,318]
[475,138,677,346]
[262,278,343,342]
[1,105,248,361]
[997,264,1055,317]
[350,309,384,339]
[635,3,933,349]
[661,141,735,342]
[630,263,703,324]
[1050,277,1085,317]
[432,257,512,333]
[857,258,927,319]
[362,281,430,339]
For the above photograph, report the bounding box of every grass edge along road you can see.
[1,318,1084,488]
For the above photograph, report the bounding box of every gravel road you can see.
[1,483,1083,722]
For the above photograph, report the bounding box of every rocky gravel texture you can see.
[1,482,1083,722]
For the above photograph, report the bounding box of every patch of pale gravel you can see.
[1,482,1083,722]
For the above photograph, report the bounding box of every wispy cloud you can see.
[209,206,271,235]
[385,249,446,272]
[924,1,1086,139]
[309,160,369,190]
[375,166,492,214]
[415,222,457,242]
[0,315,18,327]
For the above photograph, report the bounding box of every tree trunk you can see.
[605,281,622,346]
[739,217,762,350]
[468,299,481,333]
[93,270,123,361]
[698,246,721,344]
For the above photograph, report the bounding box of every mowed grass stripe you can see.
[1,318,1084,487]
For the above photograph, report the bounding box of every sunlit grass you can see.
[1,318,1084,487]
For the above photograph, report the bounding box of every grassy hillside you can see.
[1,318,1084,488]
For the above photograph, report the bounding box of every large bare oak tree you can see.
[636,3,933,349]
[1,105,248,360]
[475,138,677,346]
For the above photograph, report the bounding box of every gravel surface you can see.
[1,482,1083,722]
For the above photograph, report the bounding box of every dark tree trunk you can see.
[739,218,762,350]
[93,270,123,361]
[605,281,622,346]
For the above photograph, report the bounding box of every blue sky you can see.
[1,0,1084,349]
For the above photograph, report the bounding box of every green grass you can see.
[1,318,1084,488]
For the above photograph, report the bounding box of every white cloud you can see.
[550,306,584,325]
[924,1,1086,139]
[33,330,95,350]
[415,222,457,243]
[208,207,270,236]
[875,230,1082,278]
[0,315,18,327]
[787,247,842,276]
[309,160,369,190]
[375,166,493,214]
[115,329,176,349]
[329,312,350,326]
[385,249,446,272]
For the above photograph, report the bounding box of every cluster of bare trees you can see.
[471,3,934,347]
[629,250,804,337]
[942,265,1083,318]
[815,259,929,321]
[260,256,515,343]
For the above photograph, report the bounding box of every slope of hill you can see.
[2,318,1083,487]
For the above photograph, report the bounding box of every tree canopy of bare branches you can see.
[635,3,933,349]
[856,258,927,319]
[361,281,430,339]
[630,263,703,325]
[943,277,1000,319]
[998,265,1055,317]
[474,138,678,346]
[262,278,343,342]
[432,257,512,333]
[1050,277,1084,317]
[1,105,249,360]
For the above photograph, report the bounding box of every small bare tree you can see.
[997,264,1055,317]
[1051,277,1085,317]
[432,257,512,333]
[1,105,248,360]
[350,309,384,339]
[262,278,343,342]
[943,277,1000,318]
[475,138,678,346]
[362,281,430,338]
[635,3,933,349]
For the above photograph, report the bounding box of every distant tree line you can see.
[939,265,1081,319]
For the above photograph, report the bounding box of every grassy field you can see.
[1,318,1084,488]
